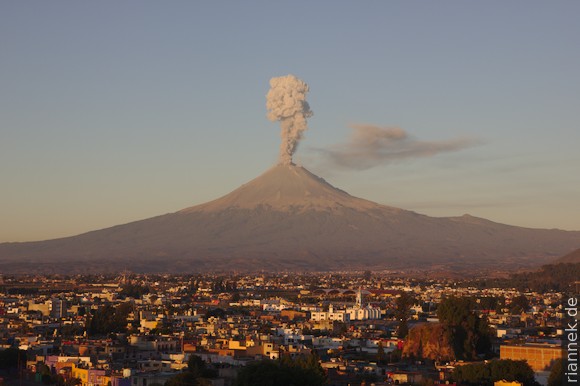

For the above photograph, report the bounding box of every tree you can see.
[437,296,473,326]
[395,292,415,339]
[165,372,198,386]
[60,323,83,339]
[509,295,530,314]
[187,355,216,379]
[302,352,325,381]
[377,342,386,364]
[333,321,348,336]
[66,379,82,386]
[0,348,26,371]
[396,320,409,339]
[452,359,539,386]
[547,358,563,386]
[475,296,505,312]
[166,355,217,386]
[388,348,402,363]
[119,283,150,299]
[206,308,226,319]
[86,302,133,336]
[36,362,54,385]
[402,323,455,361]
[236,356,325,386]
[437,296,492,360]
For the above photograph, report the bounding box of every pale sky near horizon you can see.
[1,2,579,242]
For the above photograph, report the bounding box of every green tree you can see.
[236,357,325,386]
[0,348,26,371]
[87,302,133,336]
[395,292,415,339]
[475,296,505,312]
[119,283,150,299]
[187,355,216,379]
[165,372,198,386]
[302,352,325,381]
[36,362,54,385]
[509,295,530,314]
[437,296,491,360]
[397,320,409,339]
[547,358,563,386]
[388,348,402,363]
[166,355,217,386]
[206,308,226,319]
[377,342,386,364]
[66,378,82,386]
[437,296,473,326]
[452,359,538,386]
[41,374,53,385]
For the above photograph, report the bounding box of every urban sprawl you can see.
[0,272,575,386]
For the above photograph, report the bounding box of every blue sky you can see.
[1,1,579,242]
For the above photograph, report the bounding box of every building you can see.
[495,381,522,386]
[345,289,381,321]
[310,304,351,322]
[50,298,67,319]
[500,343,563,371]
[310,289,381,322]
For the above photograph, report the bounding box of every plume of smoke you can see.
[266,74,313,165]
[318,124,480,170]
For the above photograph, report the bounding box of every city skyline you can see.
[2,2,579,242]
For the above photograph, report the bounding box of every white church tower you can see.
[356,288,363,308]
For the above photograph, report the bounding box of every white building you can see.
[310,289,381,322]
[345,289,381,321]
[310,304,351,322]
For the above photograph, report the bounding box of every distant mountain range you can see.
[1,164,579,273]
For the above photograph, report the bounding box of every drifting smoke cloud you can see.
[266,74,313,165]
[319,124,479,170]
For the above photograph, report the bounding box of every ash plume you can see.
[318,124,479,170]
[266,74,313,165]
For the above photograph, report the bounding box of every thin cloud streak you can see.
[315,124,482,170]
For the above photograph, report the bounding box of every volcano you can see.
[556,247,580,264]
[1,164,579,273]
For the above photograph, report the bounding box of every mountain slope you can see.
[1,164,579,273]
[556,247,580,263]
[183,164,386,212]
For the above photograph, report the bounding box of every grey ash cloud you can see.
[317,124,481,170]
